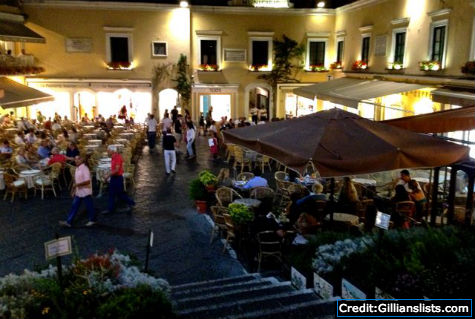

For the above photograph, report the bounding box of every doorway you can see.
[249,87,269,123]
[159,89,179,119]
[199,94,231,122]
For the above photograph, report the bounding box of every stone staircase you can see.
[171,273,338,319]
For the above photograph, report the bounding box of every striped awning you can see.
[0,77,53,108]
[293,78,427,108]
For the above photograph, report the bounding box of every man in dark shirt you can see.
[171,105,179,124]
[163,127,177,175]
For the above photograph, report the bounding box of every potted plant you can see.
[199,170,218,191]
[228,203,254,225]
[352,60,368,71]
[189,178,208,213]
[330,62,342,70]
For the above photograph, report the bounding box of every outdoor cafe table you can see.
[88,139,102,146]
[233,198,261,208]
[82,133,97,139]
[85,144,100,152]
[295,176,318,187]
[109,144,124,152]
[19,169,42,189]
[113,139,128,144]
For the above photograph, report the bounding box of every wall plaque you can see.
[65,38,92,53]
[224,48,246,62]
[374,35,387,57]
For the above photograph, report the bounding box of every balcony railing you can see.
[0,54,44,75]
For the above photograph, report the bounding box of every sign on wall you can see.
[65,38,93,53]
[374,35,387,57]
[224,48,246,62]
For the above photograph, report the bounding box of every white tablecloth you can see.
[96,163,110,181]
[109,144,124,152]
[119,133,134,140]
[83,133,97,139]
[88,139,102,145]
[85,144,100,151]
[233,198,261,208]
[19,169,42,188]
[413,177,430,183]
[352,178,377,186]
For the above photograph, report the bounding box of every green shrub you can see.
[198,170,217,186]
[189,178,207,201]
[228,203,254,225]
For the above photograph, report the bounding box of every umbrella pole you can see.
[430,167,441,226]
[329,178,335,223]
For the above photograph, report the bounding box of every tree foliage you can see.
[174,54,192,108]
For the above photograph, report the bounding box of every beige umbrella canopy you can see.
[222,109,470,177]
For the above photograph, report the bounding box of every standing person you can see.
[163,128,177,175]
[205,106,213,132]
[186,121,196,159]
[174,114,183,147]
[145,114,157,152]
[59,155,96,227]
[198,112,205,136]
[396,169,422,193]
[102,146,135,214]
[171,105,179,124]
[209,131,219,161]
[160,112,173,136]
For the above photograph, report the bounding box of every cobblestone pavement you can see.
[0,136,245,284]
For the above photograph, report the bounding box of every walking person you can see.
[59,155,96,227]
[163,128,177,175]
[186,121,196,159]
[102,146,135,214]
[145,114,157,152]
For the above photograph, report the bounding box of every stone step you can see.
[171,273,260,293]
[172,277,278,300]
[177,288,319,319]
[230,297,339,319]
[174,282,294,311]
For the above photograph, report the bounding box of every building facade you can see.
[1,0,474,126]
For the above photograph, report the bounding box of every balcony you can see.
[0,53,44,75]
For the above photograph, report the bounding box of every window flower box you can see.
[198,64,219,72]
[249,64,269,72]
[0,65,45,75]
[306,64,328,72]
[419,61,441,72]
[386,62,405,73]
[106,61,132,70]
[352,60,368,71]
[330,62,342,70]
[461,61,475,75]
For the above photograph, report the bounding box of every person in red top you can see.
[102,145,135,214]
[48,147,69,167]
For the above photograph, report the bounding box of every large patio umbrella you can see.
[222,109,470,177]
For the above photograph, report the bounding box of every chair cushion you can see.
[13,180,25,187]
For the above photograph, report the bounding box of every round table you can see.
[88,139,102,146]
[19,169,42,189]
[82,133,97,139]
[233,198,261,208]
[85,144,100,152]
[352,178,377,186]
[109,144,124,152]
[99,158,112,165]
[0,170,5,190]
[119,133,135,139]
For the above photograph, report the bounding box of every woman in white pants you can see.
[163,128,177,175]
[186,122,196,159]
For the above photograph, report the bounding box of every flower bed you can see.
[0,250,173,318]
[312,227,475,298]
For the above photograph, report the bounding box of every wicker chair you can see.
[210,206,228,244]
[256,231,282,272]
[287,183,309,196]
[233,147,252,173]
[236,172,254,182]
[34,169,58,200]
[256,155,272,173]
[215,186,243,207]
[225,144,236,162]
[222,213,236,253]
[250,186,275,200]
[3,173,28,203]
[274,171,288,182]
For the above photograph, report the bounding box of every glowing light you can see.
[317,1,325,8]
[179,1,188,8]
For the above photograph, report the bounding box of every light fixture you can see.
[179,0,188,8]
[317,1,325,8]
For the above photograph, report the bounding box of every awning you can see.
[293,78,427,108]
[431,88,475,107]
[382,106,475,133]
[0,21,45,43]
[0,77,54,108]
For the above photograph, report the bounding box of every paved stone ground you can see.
[0,136,246,285]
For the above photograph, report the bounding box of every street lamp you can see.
[180,0,189,8]
[317,1,325,8]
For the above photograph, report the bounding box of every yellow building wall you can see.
[335,0,474,75]
[191,10,336,118]
[23,5,190,80]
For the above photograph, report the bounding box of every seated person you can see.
[408,179,426,220]
[15,148,35,169]
[66,142,80,162]
[37,140,51,159]
[336,177,360,214]
[25,128,37,144]
[243,168,268,189]
[0,140,12,154]
[48,147,68,167]
[392,184,410,203]
[296,182,327,206]
[14,131,25,145]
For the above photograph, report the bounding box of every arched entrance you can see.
[159,88,179,119]
[244,82,273,122]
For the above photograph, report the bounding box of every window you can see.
[394,32,406,63]
[431,25,445,61]
[249,35,273,71]
[428,19,448,67]
[361,36,370,63]
[152,41,167,57]
[196,33,222,69]
[336,40,344,63]
[105,30,133,68]
[308,41,325,66]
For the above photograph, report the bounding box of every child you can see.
[408,179,426,220]
[209,132,219,161]
[199,112,205,136]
